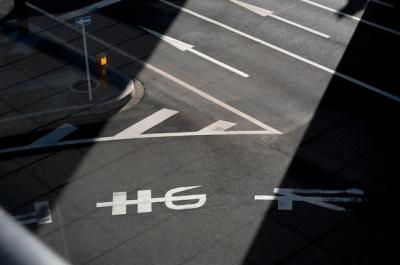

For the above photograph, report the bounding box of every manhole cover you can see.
[70,78,99,93]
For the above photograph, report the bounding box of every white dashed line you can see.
[158,0,400,103]
[370,0,395,8]
[301,0,399,35]
[230,0,330,38]
[27,2,280,134]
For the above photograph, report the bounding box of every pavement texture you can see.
[0,15,133,138]
[0,0,399,265]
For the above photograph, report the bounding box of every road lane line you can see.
[268,13,330,38]
[140,26,249,77]
[230,0,330,38]
[189,49,249,77]
[230,0,273,16]
[199,120,237,131]
[58,0,123,21]
[0,130,276,154]
[29,123,77,146]
[370,0,395,8]
[26,2,280,133]
[158,0,400,103]
[116,108,178,137]
[301,0,399,35]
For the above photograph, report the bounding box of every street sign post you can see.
[75,16,93,103]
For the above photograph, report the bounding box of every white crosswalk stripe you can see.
[116,108,178,137]
[199,120,237,132]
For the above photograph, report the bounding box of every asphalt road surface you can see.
[1,0,399,264]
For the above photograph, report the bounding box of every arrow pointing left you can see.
[140,26,249,78]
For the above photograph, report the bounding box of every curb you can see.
[0,22,137,136]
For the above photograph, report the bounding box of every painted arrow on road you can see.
[140,26,249,78]
[230,0,330,38]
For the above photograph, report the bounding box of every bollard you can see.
[96,52,108,89]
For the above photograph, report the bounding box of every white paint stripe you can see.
[370,0,395,8]
[230,0,329,38]
[188,49,249,77]
[29,123,77,146]
[139,26,193,51]
[255,194,361,211]
[230,0,273,16]
[140,26,249,77]
[116,108,178,137]
[274,188,364,195]
[0,130,275,154]
[111,192,128,215]
[26,2,280,133]
[301,0,399,35]
[158,0,400,103]
[58,0,123,21]
[199,120,237,132]
[269,13,330,38]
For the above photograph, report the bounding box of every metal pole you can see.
[81,24,92,103]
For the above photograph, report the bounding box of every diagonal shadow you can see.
[0,0,187,263]
[242,0,400,264]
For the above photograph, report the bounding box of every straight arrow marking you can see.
[230,0,330,38]
[140,26,249,77]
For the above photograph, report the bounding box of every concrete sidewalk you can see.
[0,16,134,138]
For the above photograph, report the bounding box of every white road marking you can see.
[230,0,273,16]
[58,0,123,21]
[0,130,276,154]
[27,2,280,134]
[29,123,77,146]
[140,26,250,77]
[301,0,399,35]
[230,0,330,38]
[255,188,364,211]
[199,120,237,132]
[97,186,206,215]
[370,0,395,8]
[14,201,53,225]
[116,108,178,137]
[158,0,400,103]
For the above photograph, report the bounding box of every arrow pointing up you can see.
[230,0,273,16]
[140,26,194,51]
